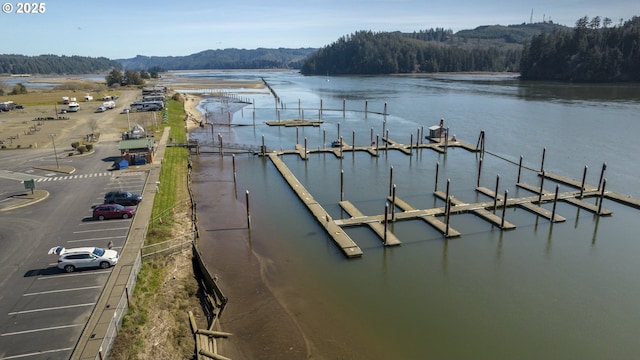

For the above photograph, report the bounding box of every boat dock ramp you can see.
[260,134,640,258]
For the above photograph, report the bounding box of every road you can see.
[0,90,150,359]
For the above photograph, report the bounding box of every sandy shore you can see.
[182,93,205,130]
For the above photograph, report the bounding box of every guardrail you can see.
[93,252,142,360]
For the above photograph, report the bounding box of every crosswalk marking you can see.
[34,171,146,182]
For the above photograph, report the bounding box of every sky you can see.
[1,0,638,59]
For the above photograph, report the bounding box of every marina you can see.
[250,129,639,257]
[188,70,640,359]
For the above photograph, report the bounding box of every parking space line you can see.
[1,324,83,336]
[24,286,102,296]
[8,303,95,316]
[67,235,125,243]
[38,270,111,280]
[0,347,73,359]
[73,227,130,234]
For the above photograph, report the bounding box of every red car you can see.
[93,204,136,220]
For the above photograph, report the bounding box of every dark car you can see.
[104,191,142,206]
[93,204,136,220]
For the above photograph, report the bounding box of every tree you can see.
[106,69,123,87]
[9,83,27,95]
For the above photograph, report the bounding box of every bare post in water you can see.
[580,165,588,198]
[501,190,508,228]
[389,165,394,196]
[538,171,546,204]
[435,162,440,192]
[597,163,607,191]
[477,158,483,188]
[494,174,500,212]
[540,147,546,172]
[340,169,344,201]
[598,178,607,215]
[246,190,251,228]
[384,203,389,245]
[551,185,559,222]
[517,155,523,183]
[392,184,397,222]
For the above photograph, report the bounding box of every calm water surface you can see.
[184,70,640,359]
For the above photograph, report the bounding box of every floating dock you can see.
[268,153,362,257]
[258,132,640,257]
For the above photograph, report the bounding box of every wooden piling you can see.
[598,178,607,215]
[477,158,483,187]
[551,185,559,222]
[435,162,440,192]
[540,147,546,172]
[392,184,397,222]
[389,166,393,196]
[538,171,545,204]
[245,190,251,228]
[517,155,523,183]
[340,169,344,201]
[501,190,508,228]
[598,163,607,191]
[384,203,389,245]
[493,174,500,212]
[580,165,588,198]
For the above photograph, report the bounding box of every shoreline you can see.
[186,95,313,359]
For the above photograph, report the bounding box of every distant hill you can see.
[449,22,569,47]
[116,48,317,71]
[0,54,121,75]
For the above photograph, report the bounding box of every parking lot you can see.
[0,164,148,359]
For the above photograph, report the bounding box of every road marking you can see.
[67,235,126,243]
[0,347,73,359]
[73,227,130,234]
[37,270,111,280]
[34,172,112,182]
[23,286,102,296]
[8,302,95,315]
[1,324,83,336]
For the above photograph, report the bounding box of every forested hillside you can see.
[520,16,640,82]
[0,55,120,74]
[300,30,523,75]
[117,48,316,71]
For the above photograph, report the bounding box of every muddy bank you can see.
[191,155,312,360]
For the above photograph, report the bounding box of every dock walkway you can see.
[268,153,363,257]
[260,133,640,257]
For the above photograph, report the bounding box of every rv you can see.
[103,101,116,110]
[84,95,94,101]
[62,96,70,105]
[142,95,165,103]
[130,101,163,112]
[68,102,80,112]
[0,101,15,111]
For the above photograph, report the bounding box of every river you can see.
[184,70,640,359]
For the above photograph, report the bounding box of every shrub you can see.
[77,145,87,154]
[71,141,80,149]
[85,143,93,152]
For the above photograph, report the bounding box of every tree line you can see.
[300,30,521,75]
[520,16,640,81]
[0,54,121,74]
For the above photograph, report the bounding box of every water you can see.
[185,71,640,359]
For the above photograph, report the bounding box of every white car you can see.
[48,246,119,273]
